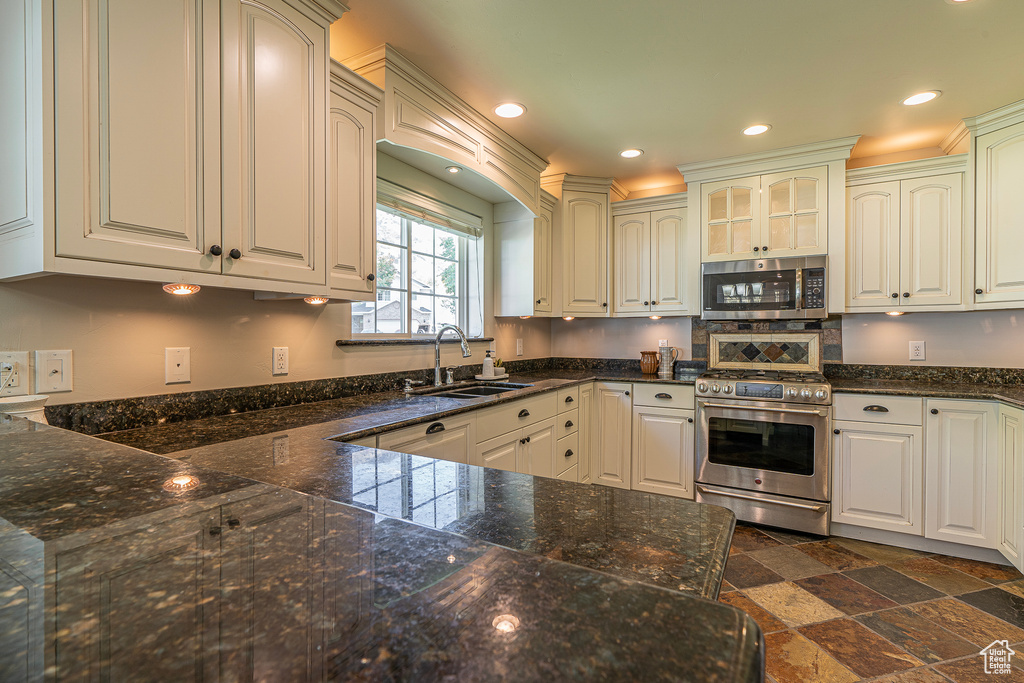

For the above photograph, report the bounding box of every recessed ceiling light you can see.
[494,103,525,118]
[743,124,771,136]
[445,165,461,174]
[562,316,575,321]
[620,149,644,158]
[902,91,941,106]
[886,311,905,316]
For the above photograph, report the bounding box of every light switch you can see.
[35,350,73,392]
[165,347,191,384]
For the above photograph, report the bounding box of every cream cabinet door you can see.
[473,431,519,473]
[594,382,632,489]
[53,0,218,270]
[832,421,923,535]
[517,417,558,478]
[328,67,378,297]
[221,0,327,285]
[999,406,1024,570]
[612,212,650,315]
[759,166,828,257]
[975,120,1024,305]
[577,383,595,484]
[533,203,554,314]
[650,207,688,313]
[925,400,999,548]
[847,182,901,309]
[900,174,963,308]
[561,189,609,314]
[701,175,760,262]
[631,406,694,499]
[378,415,476,464]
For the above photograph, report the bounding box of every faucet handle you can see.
[404,378,425,392]
[445,366,459,385]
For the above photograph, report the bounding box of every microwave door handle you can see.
[795,268,803,311]
[700,402,828,416]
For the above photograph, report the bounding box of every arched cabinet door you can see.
[846,182,900,309]
[975,120,1024,305]
[221,0,327,285]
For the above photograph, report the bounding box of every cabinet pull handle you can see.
[367,273,375,281]
[565,420,574,428]
[518,409,530,418]
[565,449,574,458]
[930,408,939,415]
[655,392,673,399]
[228,248,242,259]
[833,428,841,434]
[565,396,574,403]
[209,526,223,536]
[425,422,446,434]
[862,405,889,413]
[227,518,240,527]
[209,244,223,256]
[976,288,984,295]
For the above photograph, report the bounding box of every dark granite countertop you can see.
[831,378,1024,408]
[174,436,735,599]
[97,369,701,454]
[0,413,762,682]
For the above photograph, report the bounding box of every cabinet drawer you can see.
[556,463,578,482]
[557,386,580,412]
[633,383,695,409]
[557,432,579,474]
[834,394,923,426]
[558,410,579,439]
[476,392,558,443]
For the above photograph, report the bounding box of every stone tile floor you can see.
[722,523,1024,682]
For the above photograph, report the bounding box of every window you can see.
[353,187,484,338]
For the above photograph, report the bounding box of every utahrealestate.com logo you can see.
[981,640,1016,675]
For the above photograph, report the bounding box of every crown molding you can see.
[293,0,349,23]
[939,121,970,155]
[610,180,629,202]
[610,192,687,215]
[540,173,616,194]
[676,136,861,184]
[329,60,382,106]
[963,98,1024,137]
[845,154,968,185]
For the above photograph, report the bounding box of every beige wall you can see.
[549,317,693,360]
[842,310,1024,368]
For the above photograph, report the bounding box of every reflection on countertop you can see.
[0,413,762,682]
[176,439,734,599]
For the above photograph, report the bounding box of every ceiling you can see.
[330,0,1024,195]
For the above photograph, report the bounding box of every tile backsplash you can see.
[691,316,842,368]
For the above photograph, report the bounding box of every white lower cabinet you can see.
[631,405,695,499]
[474,431,519,472]
[593,382,633,489]
[831,420,923,535]
[577,383,595,484]
[999,405,1024,570]
[472,418,557,476]
[376,414,476,464]
[925,399,999,549]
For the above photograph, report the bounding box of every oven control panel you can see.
[695,379,831,405]
[735,382,783,399]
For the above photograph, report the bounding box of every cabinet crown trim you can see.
[611,192,687,215]
[676,135,860,185]
[330,60,383,104]
[541,173,616,195]
[964,97,1024,136]
[846,154,968,185]
[940,121,970,155]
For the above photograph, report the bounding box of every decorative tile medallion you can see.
[710,333,819,371]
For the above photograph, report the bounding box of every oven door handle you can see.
[696,485,826,512]
[699,402,828,416]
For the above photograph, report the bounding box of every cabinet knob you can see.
[976,288,984,295]
[762,246,768,252]
[652,301,658,305]
[931,408,939,415]
[687,417,693,423]
[624,391,630,396]
[602,302,608,307]
[753,246,760,252]
[228,248,241,259]
[833,428,840,434]
[525,436,531,443]
[209,244,223,256]
[536,299,541,304]
[565,449,574,458]
[209,526,222,536]
[367,273,375,281]
[518,409,530,418]
[644,301,649,306]
[227,518,240,527]
[903,292,910,297]
[891,293,898,298]
[520,438,525,444]
[565,420,574,428]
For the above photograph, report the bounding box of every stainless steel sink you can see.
[414,381,533,400]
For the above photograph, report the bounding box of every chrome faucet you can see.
[434,324,471,386]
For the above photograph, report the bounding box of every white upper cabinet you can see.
[327,64,381,298]
[2,0,352,295]
[701,175,760,261]
[611,195,689,317]
[561,189,610,315]
[846,158,966,312]
[533,195,555,314]
[971,112,1024,307]
[494,191,557,317]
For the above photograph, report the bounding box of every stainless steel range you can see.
[694,368,832,535]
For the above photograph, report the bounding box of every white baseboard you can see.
[830,522,1011,566]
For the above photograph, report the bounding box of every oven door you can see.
[696,398,830,501]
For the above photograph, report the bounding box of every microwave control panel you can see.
[803,269,826,309]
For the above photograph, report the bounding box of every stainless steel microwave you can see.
[701,256,827,320]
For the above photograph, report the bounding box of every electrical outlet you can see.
[273,347,289,375]
[516,339,523,357]
[35,350,73,393]
[165,348,191,384]
[658,339,668,347]
[909,341,926,361]
[0,351,30,397]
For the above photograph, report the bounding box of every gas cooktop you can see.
[696,368,831,404]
